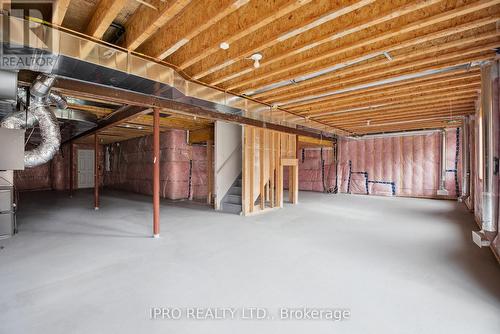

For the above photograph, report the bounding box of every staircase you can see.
[221,175,242,214]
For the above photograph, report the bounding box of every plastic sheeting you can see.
[337,128,462,198]
[104,129,209,200]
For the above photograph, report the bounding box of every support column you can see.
[461,116,470,199]
[437,129,449,196]
[94,134,99,210]
[69,142,73,198]
[153,108,160,238]
[480,62,496,233]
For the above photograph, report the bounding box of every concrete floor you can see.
[0,190,499,334]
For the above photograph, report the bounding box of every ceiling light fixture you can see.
[219,42,230,50]
[250,53,263,68]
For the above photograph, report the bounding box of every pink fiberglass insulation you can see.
[14,162,51,191]
[337,128,462,198]
[284,147,337,192]
[104,129,210,200]
[15,142,104,192]
[490,74,500,259]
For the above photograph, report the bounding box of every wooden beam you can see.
[270,131,275,208]
[53,77,336,140]
[190,0,373,79]
[65,105,151,143]
[207,139,213,206]
[171,0,312,69]
[85,0,128,38]
[52,0,71,25]
[188,127,214,144]
[137,0,246,59]
[259,128,265,210]
[121,0,191,50]
[298,135,334,147]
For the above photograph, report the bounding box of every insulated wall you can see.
[104,129,210,200]
[14,143,103,191]
[336,128,462,198]
[293,147,337,192]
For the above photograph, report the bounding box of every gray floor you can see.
[0,189,499,334]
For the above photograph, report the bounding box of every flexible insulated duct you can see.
[1,75,65,168]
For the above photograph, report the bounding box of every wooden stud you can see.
[249,127,255,213]
[206,139,213,206]
[259,128,265,210]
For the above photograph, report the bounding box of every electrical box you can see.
[0,128,25,170]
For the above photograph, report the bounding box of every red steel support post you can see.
[94,134,99,210]
[69,142,74,197]
[153,108,160,238]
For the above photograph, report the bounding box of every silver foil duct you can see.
[1,74,65,168]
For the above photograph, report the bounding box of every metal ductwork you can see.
[1,74,65,168]
[480,61,497,233]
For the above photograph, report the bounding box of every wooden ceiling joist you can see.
[51,0,500,135]
[252,17,499,100]
[52,0,71,25]
[303,89,480,116]
[137,0,249,59]
[188,0,374,79]
[85,0,128,38]
[168,0,312,69]
[276,48,495,109]
[206,0,444,87]
[319,102,476,122]
[228,16,500,93]
[273,70,480,108]
[286,79,481,111]
[121,0,191,50]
